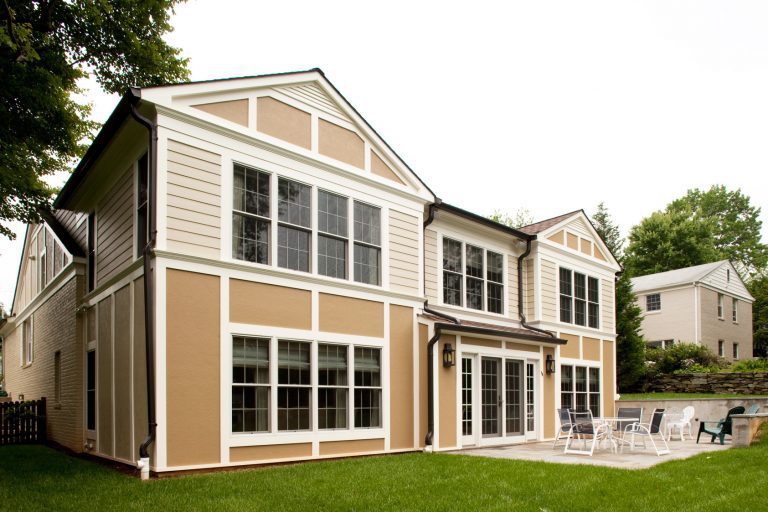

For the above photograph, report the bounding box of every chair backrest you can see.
[681,406,695,422]
[617,407,642,430]
[570,410,595,435]
[746,404,760,415]
[558,408,572,426]
[721,406,746,435]
[649,408,665,434]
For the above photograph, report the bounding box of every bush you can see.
[644,342,728,379]
[727,358,768,373]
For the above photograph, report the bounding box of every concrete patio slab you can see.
[450,437,733,469]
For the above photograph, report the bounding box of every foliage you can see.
[590,202,623,258]
[748,276,768,358]
[0,0,189,239]
[727,358,768,373]
[644,343,728,380]
[667,185,768,278]
[488,208,534,229]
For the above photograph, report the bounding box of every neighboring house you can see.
[631,260,754,360]
[0,69,620,474]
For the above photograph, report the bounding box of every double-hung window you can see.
[278,178,312,272]
[717,294,724,318]
[232,337,270,433]
[442,237,504,313]
[277,340,312,431]
[560,364,600,416]
[317,191,349,279]
[559,267,599,328]
[354,347,382,428]
[646,293,661,312]
[21,319,33,366]
[318,344,348,429]
[353,202,381,285]
[233,164,271,264]
[732,299,738,323]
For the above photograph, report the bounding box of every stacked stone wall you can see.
[648,372,768,394]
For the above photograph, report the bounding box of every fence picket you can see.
[0,399,47,446]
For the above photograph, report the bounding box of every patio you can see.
[453,437,733,469]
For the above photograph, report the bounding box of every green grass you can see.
[2,431,768,511]
[619,392,766,400]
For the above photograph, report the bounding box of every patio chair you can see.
[622,408,670,456]
[697,406,745,445]
[745,404,760,415]
[564,410,612,456]
[615,407,643,443]
[665,406,694,441]
[553,408,572,449]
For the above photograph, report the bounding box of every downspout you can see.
[517,239,556,338]
[130,102,157,480]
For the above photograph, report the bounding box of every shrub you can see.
[644,342,728,378]
[727,358,768,373]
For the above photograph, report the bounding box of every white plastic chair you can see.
[665,406,694,441]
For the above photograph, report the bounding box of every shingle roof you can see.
[518,210,581,235]
[630,260,728,293]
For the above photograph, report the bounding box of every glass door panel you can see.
[526,362,536,438]
[481,358,501,437]
[461,357,474,444]
[505,359,523,436]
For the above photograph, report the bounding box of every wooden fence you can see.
[0,398,47,445]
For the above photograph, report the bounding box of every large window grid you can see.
[318,344,348,429]
[317,190,348,279]
[559,267,599,329]
[233,164,271,264]
[278,178,312,272]
[277,340,311,431]
[560,364,600,417]
[232,337,270,433]
[353,202,381,286]
[442,237,504,314]
[354,347,382,428]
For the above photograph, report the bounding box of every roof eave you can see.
[434,322,565,344]
[437,203,534,241]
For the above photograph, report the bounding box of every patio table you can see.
[591,417,640,452]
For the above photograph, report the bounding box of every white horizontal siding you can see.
[565,217,592,238]
[602,279,615,332]
[424,229,438,302]
[541,258,558,322]
[388,210,419,295]
[507,258,519,320]
[701,263,750,299]
[97,168,133,286]
[279,83,346,119]
[525,259,535,320]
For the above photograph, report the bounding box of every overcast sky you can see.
[2,0,768,309]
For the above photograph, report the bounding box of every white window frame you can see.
[559,363,601,416]
[718,339,725,357]
[21,317,33,366]
[646,293,661,312]
[717,294,724,319]
[558,266,600,329]
[733,342,739,360]
[439,234,506,315]
[732,298,738,323]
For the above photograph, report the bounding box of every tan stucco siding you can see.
[418,323,428,448]
[318,294,384,337]
[602,340,615,417]
[96,167,133,286]
[193,99,249,127]
[424,229,438,302]
[166,139,222,260]
[582,336,601,361]
[166,269,221,467]
[113,285,132,461]
[548,230,564,245]
[540,258,557,322]
[699,288,753,360]
[601,279,615,333]
[580,239,592,256]
[229,279,311,329]
[461,337,502,350]
[256,96,311,149]
[370,150,405,185]
[97,296,113,456]
[389,210,420,295]
[389,305,414,450]
[132,277,149,460]
[438,335,457,449]
[543,346,555,438]
[506,341,540,353]
[318,119,364,168]
[566,233,578,250]
[559,333,580,359]
[230,443,312,462]
[319,438,385,456]
[637,287,697,343]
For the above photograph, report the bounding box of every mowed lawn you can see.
[2,430,767,512]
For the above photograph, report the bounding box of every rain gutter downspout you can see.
[130,102,157,480]
[517,238,557,338]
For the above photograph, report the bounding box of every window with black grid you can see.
[353,202,381,285]
[317,190,348,279]
[354,347,381,428]
[318,344,348,429]
[466,245,484,310]
[560,364,600,416]
[232,336,270,433]
[560,365,573,411]
[647,293,661,312]
[277,340,311,431]
[574,272,586,326]
[559,268,573,323]
[233,164,271,264]
[487,251,504,314]
[588,367,601,417]
[278,178,311,272]
[588,277,600,328]
[442,237,463,306]
[462,357,473,436]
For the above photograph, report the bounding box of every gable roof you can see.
[630,260,753,300]
[518,210,581,235]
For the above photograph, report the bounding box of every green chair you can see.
[697,406,745,445]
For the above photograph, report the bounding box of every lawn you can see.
[619,392,766,400]
[2,430,767,512]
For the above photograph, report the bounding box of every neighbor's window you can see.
[646,293,661,312]
[318,344,348,429]
[560,365,600,417]
[317,190,348,279]
[233,164,271,264]
[718,340,725,357]
[717,294,724,319]
[232,336,270,433]
[354,347,382,428]
[21,319,33,366]
[353,202,381,285]
[442,237,504,313]
[732,299,738,323]
[560,268,599,328]
[277,340,311,431]
[278,178,312,272]
[733,343,739,360]
[136,152,149,257]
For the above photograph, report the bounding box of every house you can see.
[0,69,621,474]
[630,260,754,360]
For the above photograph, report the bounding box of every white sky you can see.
[2,0,768,309]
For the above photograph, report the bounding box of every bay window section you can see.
[318,344,348,429]
[560,364,601,416]
[354,347,382,428]
[442,238,463,306]
[465,245,484,310]
[277,340,311,431]
[442,237,504,313]
[559,267,599,328]
[317,190,348,279]
[232,337,270,433]
[353,202,381,285]
[233,164,270,264]
[278,178,311,272]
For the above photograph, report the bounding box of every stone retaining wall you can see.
[647,372,768,394]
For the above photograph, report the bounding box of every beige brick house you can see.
[631,260,754,360]
[0,69,620,473]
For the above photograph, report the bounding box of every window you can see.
[278,178,312,272]
[38,228,47,291]
[232,337,270,433]
[560,268,599,328]
[727,269,730,282]
[21,319,33,366]
[317,190,348,279]
[354,347,382,428]
[277,340,311,431]
[718,340,725,357]
[86,349,96,431]
[646,293,661,312]
[717,294,724,319]
[442,237,504,313]
[560,364,600,416]
[87,212,95,292]
[353,202,381,285]
[732,299,738,323]
[318,344,348,429]
[54,351,61,404]
[462,357,473,436]
[137,153,149,257]
[733,343,739,360]
[646,339,674,349]
[233,164,271,264]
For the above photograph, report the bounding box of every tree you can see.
[489,208,534,229]
[623,209,720,277]
[590,202,623,258]
[667,186,767,278]
[1,0,189,239]
[749,276,768,358]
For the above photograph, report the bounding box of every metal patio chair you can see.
[622,408,670,456]
[615,407,643,444]
[564,410,611,456]
[553,408,572,449]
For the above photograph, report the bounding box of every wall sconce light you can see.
[546,354,555,375]
[442,343,456,367]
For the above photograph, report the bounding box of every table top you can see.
[592,417,640,422]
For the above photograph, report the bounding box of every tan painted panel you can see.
[580,238,592,256]
[230,443,312,462]
[133,277,149,461]
[559,333,580,359]
[602,340,615,417]
[319,293,384,337]
[506,341,541,353]
[319,438,385,456]
[594,247,607,261]
[439,335,457,449]
[371,150,405,185]
[113,285,132,462]
[166,269,221,467]
[582,336,601,361]
[419,324,428,447]
[566,233,578,250]
[318,119,364,168]
[230,280,311,329]
[548,230,564,245]
[97,297,113,456]
[543,347,556,438]
[256,96,311,149]
[193,99,249,126]
[461,336,502,349]
[390,305,414,450]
